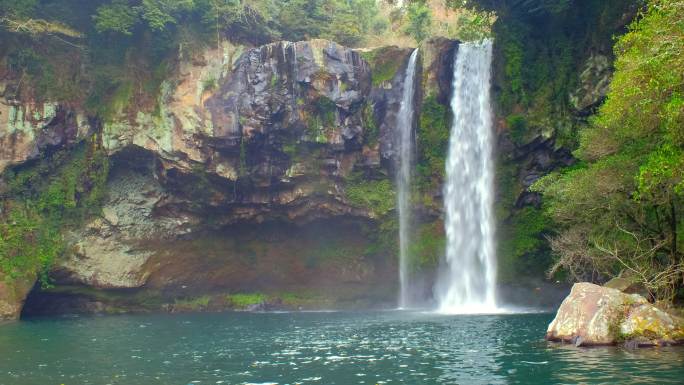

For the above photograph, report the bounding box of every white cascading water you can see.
[436,40,499,314]
[397,49,419,309]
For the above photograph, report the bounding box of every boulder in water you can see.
[546,282,684,347]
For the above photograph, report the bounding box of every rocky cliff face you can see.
[1,38,457,319]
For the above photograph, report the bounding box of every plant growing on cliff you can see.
[534,0,684,301]
[345,172,396,218]
[361,47,406,87]
[0,141,109,284]
[416,95,449,186]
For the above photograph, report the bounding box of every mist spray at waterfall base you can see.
[435,40,503,315]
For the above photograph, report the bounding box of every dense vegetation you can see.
[0,140,109,284]
[0,1,492,119]
[534,0,683,301]
[1,0,682,305]
[468,0,641,283]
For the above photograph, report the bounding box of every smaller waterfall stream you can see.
[436,40,499,314]
[397,49,419,309]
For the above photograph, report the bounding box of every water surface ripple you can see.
[1,312,682,384]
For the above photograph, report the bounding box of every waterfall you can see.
[436,40,499,314]
[397,49,419,309]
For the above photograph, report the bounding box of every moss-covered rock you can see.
[360,46,411,87]
[546,282,684,347]
[620,305,684,346]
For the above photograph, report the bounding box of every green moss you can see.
[282,142,298,159]
[303,235,363,269]
[86,77,135,122]
[417,95,450,186]
[361,47,405,87]
[278,291,323,307]
[6,47,81,103]
[315,96,337,128]
[497,207,552,282]
[0,140,109,285]
[497,24,527,110]
[174,295,211,310]
[239,135,248,176]
[408,221,445,271]
[506,114,528,145]
[304,96,338,144]
[227,293,266,308]
[363,215,399,258]
[494,160,522,221]
[202,77,218,92]
[362,102,379,146]
[345,172,395,217]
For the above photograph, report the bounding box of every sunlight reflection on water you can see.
[0,311,682,384]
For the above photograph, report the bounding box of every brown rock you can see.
[546,282,684,346]
[0,276,35,321]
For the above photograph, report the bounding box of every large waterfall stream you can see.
[436,40,499,314]
[397,49,419,309]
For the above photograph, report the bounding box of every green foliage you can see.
[303,96,338,143]
[345,172,396,217]
[1,142,110,285]
[506,114,527,145]
[174,295,211,310]
[494,159,522,219]
[407,221,444,271]
[416,95,449,184]
[363,215,399,259]
[498,207,551,281]
[141,0,195,31]
[0,0,37,18]
[404,2,432,42]
[195,0,279,44]
[361,102,379,146]
[83,56,142,121]
[278,0,382,46]
[454,8,495,42]
[93,0,140,35]
[463,0,572,15]
[314,96,337,128]
[491,0,633,147]
[304,236,362,268]
[497,24,526,109]
[535,0,684,300]
[6,47,79,102]
[227,293,266,308]
[2,0,387,124]
[361,47,405,87]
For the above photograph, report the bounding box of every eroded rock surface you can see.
[569,54,612,114]
[0,277,33,321]
[546,282,684,346]
[1,37,460,317]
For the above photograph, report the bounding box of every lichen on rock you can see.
[546,282,684,347]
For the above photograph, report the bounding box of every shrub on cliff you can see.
[534,0,684,301]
